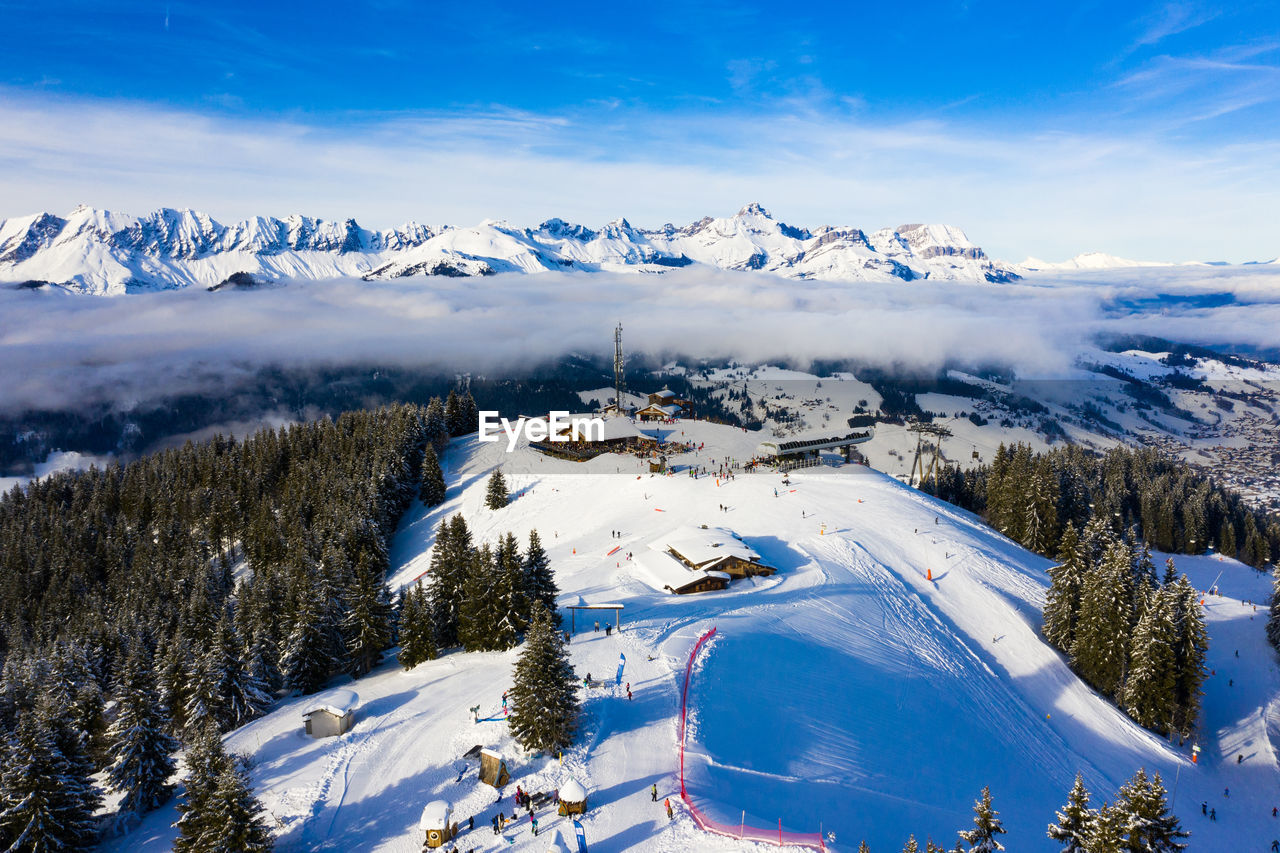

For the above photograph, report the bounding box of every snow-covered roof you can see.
[651,388,676,399]
[560,777,587,802]
[704,571,732,580]
[634,550,697,591]
[418,800,452,830]
[638,403,681,416]
[480,748,503,760]
[303,688,358,718]
[652,526,760,568]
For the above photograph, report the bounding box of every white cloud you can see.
[2,263,1279,416]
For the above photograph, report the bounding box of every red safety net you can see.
[678,627,827,850]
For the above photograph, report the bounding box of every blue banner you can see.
[615,653,626,685]
[574,819,588,853]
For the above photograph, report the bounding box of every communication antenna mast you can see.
[613,322,626,412]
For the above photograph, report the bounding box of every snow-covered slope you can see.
[0,204,1021,294]
[102,421,1280,852]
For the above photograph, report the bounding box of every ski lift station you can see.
[755,427,873,463]
[418,800,457,848]
[302,688,357,738]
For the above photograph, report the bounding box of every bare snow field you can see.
[104,420,1280,851]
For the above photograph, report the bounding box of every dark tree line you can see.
[864,769,1184,853]
[398,515,558,660]
[0,391,480,849]
[1043,522,1208,735]
[928,443,1278,567]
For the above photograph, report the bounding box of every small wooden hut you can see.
[558,777,588,816]
[418,800,457,848]
[302,688,357,738]
[479,748,510,788]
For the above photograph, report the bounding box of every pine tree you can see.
[107,654,179,814]
[1123,588,1178,733]
[173,725,273,853]
[508,604,579,753]
[280,585,339,695]
[459,544,499,652]
[35,686,102,846]
[1269,565,1280,652]
[1169,575,1208,734]
[485,470,509,510]
[444,390,463,437]
[522,530,559,625]
[1085,803,1125,853]
[342,553,394,678]
[1115,769,1187,852]
[0,715,99,851]
[1044,525,1085,651]
[428,515,472,650]
[419,445,446,508]
[1047,773,1093,852]
[1071,541,1133,698]
[491,532,527,645]
[957,786,1006,852]
[857,842,871,853]
[423,397,449,451]
[199,757,275,852]
[397,583,438,669]
[904,835,920,853]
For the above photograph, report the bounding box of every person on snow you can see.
[651,784,658,802]
[1202,801,1207,815]
[491,815,499,834]
[666,798,674,820]
[531,816,539,836]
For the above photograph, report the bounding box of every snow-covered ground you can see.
[103,420,1280,852]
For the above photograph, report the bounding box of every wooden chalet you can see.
[636,388,693,421]
[634,550,730,595]
[653,526,776,579]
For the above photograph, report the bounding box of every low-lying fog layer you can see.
[1,264,1279,415]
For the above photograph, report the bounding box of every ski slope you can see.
[104,421,1280,852]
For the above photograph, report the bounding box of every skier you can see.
[666,798,673,820]
[531,817,539,836]
[651,784,658,802]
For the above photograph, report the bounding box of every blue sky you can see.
[1,0,1277,261]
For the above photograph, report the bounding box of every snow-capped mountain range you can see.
[0,203,1025,295]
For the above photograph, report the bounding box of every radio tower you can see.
[613,322,626,413]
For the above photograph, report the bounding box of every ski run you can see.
[104,418,1280,852]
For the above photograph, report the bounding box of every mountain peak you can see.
[737,202,772,218]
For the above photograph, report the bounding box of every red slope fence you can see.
[678,627,828,850]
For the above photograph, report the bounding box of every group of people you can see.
[650,784,674,820]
